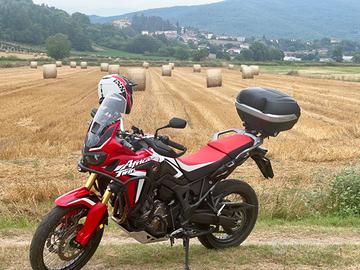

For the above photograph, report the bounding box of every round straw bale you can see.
[240,65,247,72]
[30,61,38,69]
[43,64,57,79]
[206,69,222,88]
[242,66,254,79]
[162,65,172,76]
[228,64,235,70]
[100,63,109,72]
[70,61,77,68]
[143,62,150,69]
[169,62,175,70]
[127,68,146,91]
[80,62,87,69]
[55,61,62,67]
[108,64,120,74]
[193,64,201,73]
[250,65,260,75]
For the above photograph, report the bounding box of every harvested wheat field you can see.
[0,66,360,219]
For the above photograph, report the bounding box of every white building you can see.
[112,19,131,29]
[343,56,354,62]
[141,31,149,36]
[284,56,302,62]
[154,31,178,40]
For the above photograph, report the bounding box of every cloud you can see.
[32,0,223,16]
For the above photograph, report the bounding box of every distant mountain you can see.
[90,0,360,40]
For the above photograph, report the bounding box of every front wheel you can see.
[198,179,258,249]
[30,205,104,270]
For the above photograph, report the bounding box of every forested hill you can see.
[92,0,360,40]
[0,0,134,51]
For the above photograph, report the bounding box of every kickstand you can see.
[183,236,191,270]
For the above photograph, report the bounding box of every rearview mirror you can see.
[169,118,187,129]
[91,108,98,118]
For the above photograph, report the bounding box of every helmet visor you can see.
[85,93,126,148]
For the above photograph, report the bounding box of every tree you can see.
[249,42,270,61]
[269,48,285,61]
[332,46,343,62]
[125,35,161,53]
[174,47,190,60]
[192,49,209,61]
[353,53,360,63]
[46,33,71,60]
[236,49,254,61]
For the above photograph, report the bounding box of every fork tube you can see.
[102,189,112,204]
[85,173,97,190]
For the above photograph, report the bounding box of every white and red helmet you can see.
[97,74,134,114]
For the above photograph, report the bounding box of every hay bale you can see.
[108,64,120,74]
[55,61,62,67]
[70,61,77,68]
[250,65,260,75]
[128,68,146,91]
[30,61,38,69]
[100,63,109,72]
[169,62,175,70]
[206,69,222,88]
[43,64,57,79]
[143,62,150,69]
[242,66,254,79]
[162,65,172,76]
[80,62,87,69]
[193,64,201,73]
[228,64,235,70]
[240,65,247,72]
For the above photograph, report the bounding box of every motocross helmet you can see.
[97,74,134,114]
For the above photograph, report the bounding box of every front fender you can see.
[55,187,108,247]
[55,187,96,208]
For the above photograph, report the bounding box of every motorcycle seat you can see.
[177,134,254,180]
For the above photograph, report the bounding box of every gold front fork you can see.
[85,173,97,190]
[84,173,112,204]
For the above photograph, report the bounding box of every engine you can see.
[143,200,169,237]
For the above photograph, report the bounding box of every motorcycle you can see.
[30,87,300,270]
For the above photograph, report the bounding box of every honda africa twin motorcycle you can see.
[30,87,300,270]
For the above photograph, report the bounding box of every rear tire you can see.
[198,179,258,249]
[30,205,104,270]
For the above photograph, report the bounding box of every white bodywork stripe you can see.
[89,137,111,151]
[176,160,214,172]
[68,198,96,207]
[135,179,145,203]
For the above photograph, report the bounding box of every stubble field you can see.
[0,65,359,269]
[0,66,360,218]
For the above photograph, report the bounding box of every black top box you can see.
[235,87,301,136]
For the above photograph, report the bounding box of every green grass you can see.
[262,65,360,74]
[2,243,357,270]
[257,215,360,228]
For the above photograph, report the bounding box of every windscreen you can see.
[85,93,127,148]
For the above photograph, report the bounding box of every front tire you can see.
[30,205,104,270]
[198,179,258,249]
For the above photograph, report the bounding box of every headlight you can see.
[83,152,108,165]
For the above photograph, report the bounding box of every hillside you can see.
[90,0,360,40]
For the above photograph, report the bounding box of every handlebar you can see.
[159,136,187,154]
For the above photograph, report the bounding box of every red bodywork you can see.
[55,121,154,246]
[55,121,255,247]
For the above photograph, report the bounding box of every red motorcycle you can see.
[29,75,300,270]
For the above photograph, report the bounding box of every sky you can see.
[32,0,223,16]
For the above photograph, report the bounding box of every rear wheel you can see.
[198,179,258,249]
[30,205,104,270]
